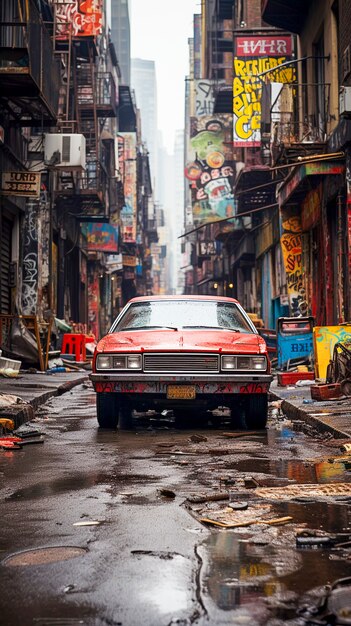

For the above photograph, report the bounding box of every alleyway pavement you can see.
[0,371,89,428]
[0,370,350,438]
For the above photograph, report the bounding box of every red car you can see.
[90,295,272,429]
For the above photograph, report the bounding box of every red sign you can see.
[55,0,102,39]
[235,36,292,57]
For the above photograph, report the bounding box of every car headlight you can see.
[127,355,142,369]
[222,356,236,370]
[96,354,142,370]
[221,355,267,371]
[250,356,267,370]
[96,355,113,369]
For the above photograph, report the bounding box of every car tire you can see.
[118,403,134,430]
[96,393,119,429]
[244,395,268,429]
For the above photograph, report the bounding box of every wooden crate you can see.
[310,383,341,401]
[277,371,315,387]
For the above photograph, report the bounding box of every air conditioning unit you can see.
[339,86,351,118]
[44,134,86,170]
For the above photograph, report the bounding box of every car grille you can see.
[143,353,219,373]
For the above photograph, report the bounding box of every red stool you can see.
[61,333,87,362]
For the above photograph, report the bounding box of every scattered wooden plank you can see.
[200,515,293,529]
[222,431,266,438]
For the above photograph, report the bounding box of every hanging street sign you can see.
[1,172,41,198]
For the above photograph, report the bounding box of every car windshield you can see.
[112,300,254,333]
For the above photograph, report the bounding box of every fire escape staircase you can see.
[51,3,115,221]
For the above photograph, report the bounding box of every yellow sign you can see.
[313,325,351,379]
[233,35,295,146]
[280,215,307,316]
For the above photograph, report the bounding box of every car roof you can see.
[126,295,240,304]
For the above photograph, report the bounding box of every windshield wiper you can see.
[182,325,240,332]
[118,325,178,331]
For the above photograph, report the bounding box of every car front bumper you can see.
[90,373,273,395]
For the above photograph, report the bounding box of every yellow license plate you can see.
[167,385,196,400]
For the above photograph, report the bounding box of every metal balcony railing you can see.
[77,70,117,118]
[0,0,60,120]
[80,160,107,193]
[269,82,331,146]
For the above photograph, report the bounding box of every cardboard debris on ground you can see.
[0,394,27,408]
[200,515,293,529]
[197,502,292,529]
[255,483,351,500]
[187,492,229,504]
[341,443,351,453]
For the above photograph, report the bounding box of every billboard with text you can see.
[119,132,137,244]
[233,35,295,146]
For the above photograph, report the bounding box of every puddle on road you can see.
[221,423,351,486]
[6,473,111,501]
[6,472,160,501]
[231,457,350,484]
[200,499,351,624]
[187,422,351,623]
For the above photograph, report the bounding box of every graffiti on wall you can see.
[21,200,38,315]
[185,115,235,224]
[119,133,137,243]
[55,0,102,38]
[314,325,351,378]
[233,35,295,146]
[280,213,307,316]
[195,80,225,117]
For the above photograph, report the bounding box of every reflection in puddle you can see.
[202,533,300,613]
[6,473,110,501]
[201,501,351,623]
[137,554,190,615]
[231,458,350,484]
[6,472,159,501]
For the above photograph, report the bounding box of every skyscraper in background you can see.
[111,0,131,85]
[131,58,158,192]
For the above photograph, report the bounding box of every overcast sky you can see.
[130,0,199,152]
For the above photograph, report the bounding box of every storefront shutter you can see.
[0,217,12,314]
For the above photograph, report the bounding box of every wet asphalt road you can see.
[0,384,351,626]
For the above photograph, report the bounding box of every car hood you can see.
[97,329,266,354]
